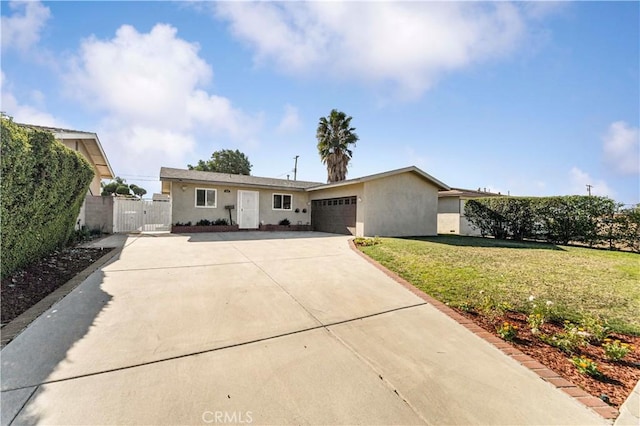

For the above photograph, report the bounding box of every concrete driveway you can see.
[1,232,606,425]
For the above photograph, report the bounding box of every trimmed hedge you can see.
[1,118,95,277]
[464,196,639,251]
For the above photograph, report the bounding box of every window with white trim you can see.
[272,193,292,210]
[195,188,217,208]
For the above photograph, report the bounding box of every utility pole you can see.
[586,184,593,196]
[293,155,299,181]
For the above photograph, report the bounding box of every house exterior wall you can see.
[60,140,101,196]
[460,215,481,236]
[437,197,482,236]
[459,198,481,236]
[438,197,460,214]
[437,197,460,234]
[170,182,310,227]
[437,213,460,234]
[362,172,438,237]
[308,183,365,236]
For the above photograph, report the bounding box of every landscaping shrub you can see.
[1,118,94,277]
[614,205,640,252]
[353,237,382,247]
[173,221,192,227]
[193,218,229,226]
[278,218,291,226]
[463,198,509,239]
[537,196,617,246]
[464,195,631,248]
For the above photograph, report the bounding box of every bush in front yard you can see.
[1,118,94,277]
[464,195,631,248]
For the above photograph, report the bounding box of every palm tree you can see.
[316,109,359,183]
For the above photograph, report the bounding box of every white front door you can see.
[238,190,259,229]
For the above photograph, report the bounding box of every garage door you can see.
[311,196,357,235]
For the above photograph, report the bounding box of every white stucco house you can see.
[160,166,450,237]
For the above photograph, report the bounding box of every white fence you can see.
[113,198,171,233]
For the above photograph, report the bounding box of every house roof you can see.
[438,187,502,198]
[160,167,322,194]
[160,166,450,194]
[17,123,115,179]
[305,166,450,192]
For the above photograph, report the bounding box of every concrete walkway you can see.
[1,232,607,425]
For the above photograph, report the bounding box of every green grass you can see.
[360,235,640,335]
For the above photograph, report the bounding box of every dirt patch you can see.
[457,309,640,408]
[1,246,114,325]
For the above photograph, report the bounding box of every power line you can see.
[117,174,158,179]
[106,177,159,182]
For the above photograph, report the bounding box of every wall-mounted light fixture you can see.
[224,189,231,193]
[358,197,363,202]
[181,185,187,191]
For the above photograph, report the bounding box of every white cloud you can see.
[1,1,51,51]
[404,146,428,169]
[1,70,64,127]
[522,2,568,21]
[215,2,528,98]
[65,23,262,181]
[97,121,197,182]
[276,104,301,134]
[569,167,615,198]
[602,121,639,175]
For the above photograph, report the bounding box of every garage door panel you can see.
[311,196,357,235]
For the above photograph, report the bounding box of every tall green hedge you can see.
[464,195,638,251]
[1,118,95,277]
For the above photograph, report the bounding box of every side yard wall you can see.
[84,195,114,233]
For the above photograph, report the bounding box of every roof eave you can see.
[159,176,310,192]
[306,166,450,191]
[53,131,115,179]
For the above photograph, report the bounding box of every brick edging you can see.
[348,239,619,421]
[1,247,121,349]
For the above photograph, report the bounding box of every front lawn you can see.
[359,235,640,335]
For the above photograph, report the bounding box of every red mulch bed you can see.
[455,309,640,408]
[1,246,113,325]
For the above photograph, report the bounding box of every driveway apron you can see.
[1,232,606,425]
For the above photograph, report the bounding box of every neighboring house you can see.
[160,166,450,237]
[437,188,501,236]
[19,124,115,229]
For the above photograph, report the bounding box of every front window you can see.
[195,188,217,208]
[273,193,292,210]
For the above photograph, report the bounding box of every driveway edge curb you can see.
[348,239,619,422]
[1,247,121,349]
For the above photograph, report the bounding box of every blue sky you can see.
[2,1,638,205]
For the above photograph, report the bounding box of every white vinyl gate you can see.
[113,199,172,233]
